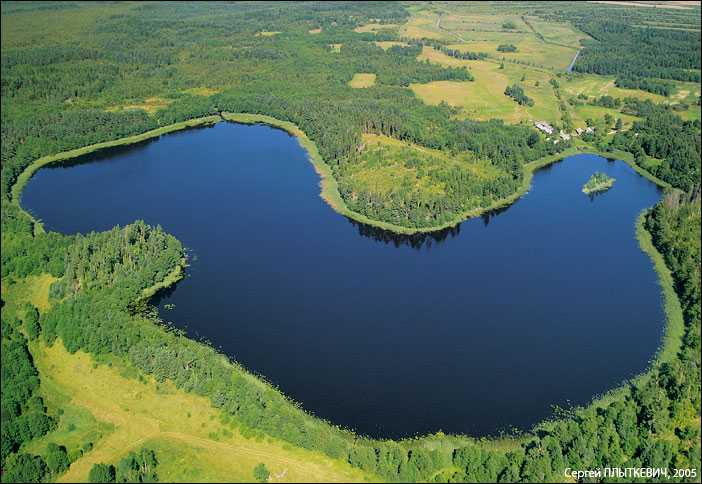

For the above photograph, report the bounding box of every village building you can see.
[534,121,554,135]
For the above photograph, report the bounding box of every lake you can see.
[22,121,664,438]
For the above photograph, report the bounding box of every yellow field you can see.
[439,13,528,33]
[105,97,170,114]
[414,47,561,125]
[448,37,578,71]
[399,15,448,40]
[561,75,669,103]
[255,31,281,37]
[183,87,221,97]
[410,79,518,122]
[522,16,591,47]
[398,8,586,71]
[2,273,57,312]
[349,133,500,196]
[353,22,399,33]
[374,41,409,50]
[308,28,322,34]
[401,4,698,127]
[348,73,376,88]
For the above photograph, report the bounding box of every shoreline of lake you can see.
[12,114,669,239]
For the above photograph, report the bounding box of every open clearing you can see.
[374,41,409,50]
[562,75,669,103]
[347,133,501,199]
[399,15,448,40]
[398,8,587,71]
[414,47,561,125]
[562,74,702,121]
[183,87,221,96]
[348,73,377,88]
[353,22,399,33]
[105,97,170,114]
[448,37,577,71]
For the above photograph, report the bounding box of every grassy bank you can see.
[552,210,685,415]
[581,143,672,189]
[635,212,685,365]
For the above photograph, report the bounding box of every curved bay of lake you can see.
[22,122,664,438]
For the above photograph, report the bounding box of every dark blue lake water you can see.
[22,122,664,438]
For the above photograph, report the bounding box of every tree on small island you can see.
[582,171,615,194]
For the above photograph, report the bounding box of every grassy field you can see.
[353,22,399,34]
[413,44,700,128]
[374,41,409,50]
[413,47,561,125]
[348,73,377,88]
[398,3,701,128]
[341,132,505,218]
[0,273,56,313]
[105,97,171,114]
[570,104,638,129]
[399,15,448,40]
[447,37,577,71]
[562,74,669,103]
[351,133,502,193]
[183,87,221,97]
[522,15,591,47]
[396,7,585,71]
[562,74,702,122]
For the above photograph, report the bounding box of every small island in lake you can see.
[582,172,615,194]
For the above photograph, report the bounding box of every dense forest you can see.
[615,77,675,97]
[535,2,701,82]
[1,1,701,483]
[611,107,701,192]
